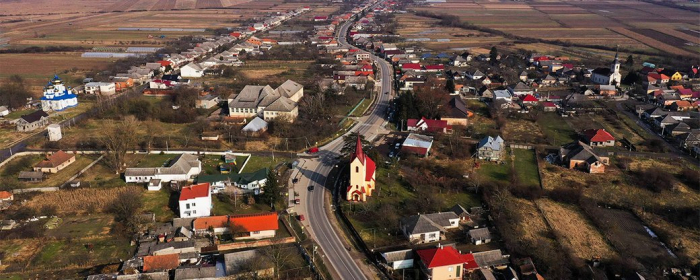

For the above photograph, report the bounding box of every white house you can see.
[178,183,211,218]
[181,63,207,78]
[125,153,202,183]
[0,106,9,117]
[400,212,460,244]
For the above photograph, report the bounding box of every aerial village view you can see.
[0,0,698,279]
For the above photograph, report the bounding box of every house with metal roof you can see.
[400,211,459,244]
[381,249,414,270]
[401,133,434,157]
[241,117,268,135]
[476,136,504,161]
[559,141,609,173]
[125,153,202,184]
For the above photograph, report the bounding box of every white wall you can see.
[179,195,211,218]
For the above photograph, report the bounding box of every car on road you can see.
[292,178,299,184]
[308,185,315,191]
[298,214,305,221]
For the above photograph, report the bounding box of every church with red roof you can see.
[346,135,376,202]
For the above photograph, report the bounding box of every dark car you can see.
[292,178,299,184]
[308,185,315,191]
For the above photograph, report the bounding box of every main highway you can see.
[291,1,393,279]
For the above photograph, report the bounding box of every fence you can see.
[215,236,295,251]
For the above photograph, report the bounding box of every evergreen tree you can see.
[445,79,456,93]
[625,55,634,68]
[260,170,281,206]
[489,46,498,62]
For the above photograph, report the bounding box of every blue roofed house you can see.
[476,136,504,161]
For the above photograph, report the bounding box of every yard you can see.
[141,188,175,222]
[31,236,132,270]
[211,193,273,216]
[537,113,577,145]
[241,155,290,173]
[512,149,540,188]
[45,215,114,239]
[0,153,98,189]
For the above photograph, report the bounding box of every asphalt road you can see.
[293,3,393,279]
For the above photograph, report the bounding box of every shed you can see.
[18,171,43,182]
[468,228,492,245]
[381,249,414,270]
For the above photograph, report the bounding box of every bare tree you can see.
[101,116,139,174]
[261,242,295,279]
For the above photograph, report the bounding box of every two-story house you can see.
[178,183,211,218]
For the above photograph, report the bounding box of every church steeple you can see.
[354,134,365,164]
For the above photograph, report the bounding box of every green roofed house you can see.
[197,168,269,195]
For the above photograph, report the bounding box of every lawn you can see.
[46,215,114,239]
[211,193,272,216]
[350,98,372,117]
[537,113,577,145]
[134,153,178,168]
[241,155,290,173]
[200,155,248,175]
[141,188,175,222]
[0,154,98,189]
[513,149,540,188]
[32,237,133,269]
[477,159,511,185]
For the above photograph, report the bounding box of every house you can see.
[542,101,557,112]
[670,100,693,111]
[193,212,278,239]
[346,76,368,90]
[597,85,617,96]
[416,245,479,280]
[520,94,539,105]
[476,136,504,161]
[508,82,534,96]
[466,70,485,80]
[346,136,376,202]
[582,129,615,147]
[148,179,162,191]
[519,71,528,82]
[18,171,43,182]
[41,75,78,111]
[16,110,50,132]
[173,267,217,280]
[196,94,220,109]
[400,211,459,244]
[407,117,452,133]
[381,249,414,270]
[241,117,268,135]
[559,141,610,173]
[452,56,468,67]
[441,97,472,126]
[229,168,268,194]
[468,228,492,245]
[668,122,691,137]
[678,129,700,149]
[180,63,207,78]
[472,249,510,268]
[33,150,76,174]
[493,90,512,102]
[401,133,434,157]
[178,183,212,218]
[224,249,275,277]
[125,153,202,183]
[143,254,180,272]
[262,96,299,122]
[591,53,622,86]
[0,191,13,202]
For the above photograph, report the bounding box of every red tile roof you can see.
[417,246,477,269]
[424,65,444,70]
[350,136,376,182]
[648,73,669,80]
[0,191,12,200]
[521,94,539,102]
[407,117,451,132]
[179,183,210,201]
[35,151,74,168]
[193,212,279,232]
[143,254,179,272]
[157,60,172,67]
[401,63,421,70]
[583,129,615,143]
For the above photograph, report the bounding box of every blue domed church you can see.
[41,75,78,111]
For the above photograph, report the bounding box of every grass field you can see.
[513,149,540,187]
[141,188,175,222]
[46,215,114,239]
[241,155,290,173]
[0,154,98,189]
[537,114,577,145]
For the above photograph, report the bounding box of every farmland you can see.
[407,0,699,58]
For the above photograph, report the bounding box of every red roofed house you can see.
[314,16,328,22]
[193,212,278,239]
[401,63,422,71]
[424,65,445,72]
[179,183,211,218]
[143,254,180,272]
[582,129,615,147]
[407,117,452,133]
[33,150,75,174]
[346,136,376,202]
[520,94,539,105]
[647,73,670,85]
[417,245,479,280]
[229,32,243,39]
[0,191,13,202]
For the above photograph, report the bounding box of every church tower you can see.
[610,52,621,86]
[346,135,376,202]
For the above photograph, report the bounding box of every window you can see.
[193,210,196,214]
[253,231,260,234]
[192,203,196,207]
[428,233,436,238]
[356,166,359,173]
[448,267,453,272]
[186,204,190,209]
[456,266,461,277]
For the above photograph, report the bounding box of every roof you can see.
[473,249,509,267]
[521,94,538,102]
[0,191,12,200]
[382,249,414,263]
[451,204,469,216]
[417,246,478,269]
[194,212,278,232]
[276,79,303,98]
[560,141,605,165]
[350,136,376,182]
[143,254,180,272]
[477,136,504,151]
[542,101,556,107]
[20,110,49,123]
[401,211,458,234]
[407,117,450,132]
[242,117,268,132]
[179,183,210,201]
[265,96,296,112]
[583,129,615,142]
[174,267,217,280]
[444,96,470,118]
[402,63,422,70]
[230,168,269,185]
[469,228,492,240]
[35,151,75,168]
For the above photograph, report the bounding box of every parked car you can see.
[308,185,315,191]
[298,214,305,221]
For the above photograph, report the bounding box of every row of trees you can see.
[0,75,33,110]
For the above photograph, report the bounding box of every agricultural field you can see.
[408,0,699,57]
[395,14,507,51]
[536,199,618,264]
[0,53,108,87]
